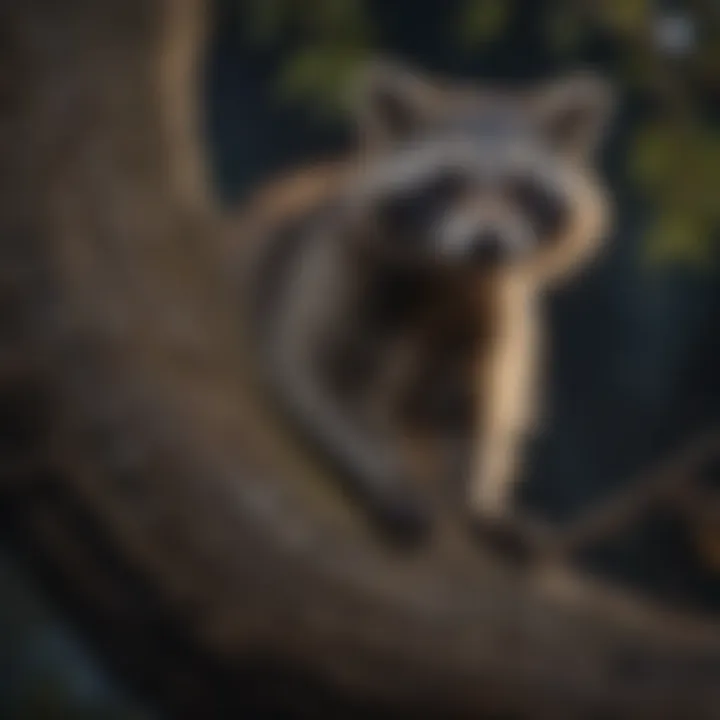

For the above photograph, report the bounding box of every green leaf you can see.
[279,48,329,97]
[602,0,650,35]
[458,0,513,47]
[692,130,720,217]
[319,0,370,36]
[644,210,714,268]
[697,41,720,85]
[278,46,365,116]
[630,123,675,189]
[546,7,586,54]
[300,0,372,45]
[243,0,291,44]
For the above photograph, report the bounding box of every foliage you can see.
[237,0,720,266]
[240,0,372,116]
[458,0,513,47]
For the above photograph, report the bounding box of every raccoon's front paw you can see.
[469,514,537,566]
[467,471,534,564]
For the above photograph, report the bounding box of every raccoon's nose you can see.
[469,229,508,265]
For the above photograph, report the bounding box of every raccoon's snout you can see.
[440,212,532,266]
[468,229,512,266]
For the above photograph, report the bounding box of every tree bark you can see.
[0,1,719,717]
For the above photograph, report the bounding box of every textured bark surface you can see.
[1,0,719,717]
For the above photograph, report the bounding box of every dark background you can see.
[2,1,719,717]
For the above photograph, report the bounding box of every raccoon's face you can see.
[345,60,615,279]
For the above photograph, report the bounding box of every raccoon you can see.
[242,60,614,544]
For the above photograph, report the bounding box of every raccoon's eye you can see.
[508,178,569,239]
[376,172,466,236]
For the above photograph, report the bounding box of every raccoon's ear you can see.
[533,73,615,160]
[353,58,440,146]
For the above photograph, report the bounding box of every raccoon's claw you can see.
[469,514,538,566]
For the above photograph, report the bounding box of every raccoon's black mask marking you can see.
[507,175,570,240]
[358,154,574,271]
[373,170,468,252]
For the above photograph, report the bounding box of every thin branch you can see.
[549,427,720,557]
